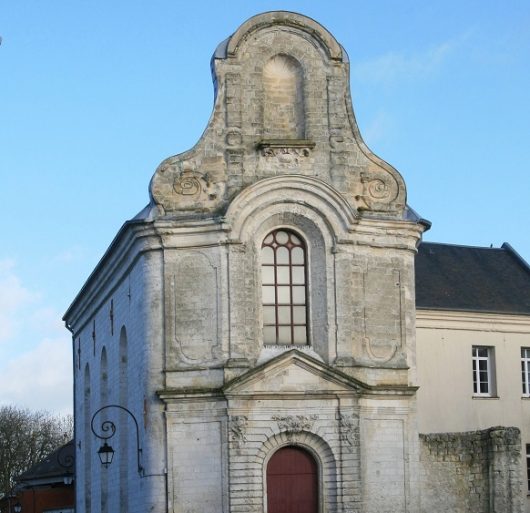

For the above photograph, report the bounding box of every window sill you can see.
[472,395,499,400]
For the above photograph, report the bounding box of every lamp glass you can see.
[97,442,115,467]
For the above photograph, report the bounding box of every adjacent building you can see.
[0,441,75,513]
[415,241,530,512]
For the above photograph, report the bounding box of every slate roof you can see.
[16,440,74,483]
[415,242,530,315]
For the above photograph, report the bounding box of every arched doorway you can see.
[267,446,318,513]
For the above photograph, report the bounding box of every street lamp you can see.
[90,405,143,476]
[13,503,21,513]
[97,442,114,467]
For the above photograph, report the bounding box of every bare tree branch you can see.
[0,405,73,495]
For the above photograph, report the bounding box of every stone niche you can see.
[262,53,305,140]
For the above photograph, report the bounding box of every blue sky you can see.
[1,1,529,415]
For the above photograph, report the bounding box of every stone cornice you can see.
[416,309,530,333]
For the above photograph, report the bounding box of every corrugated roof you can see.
[415,242,530,315]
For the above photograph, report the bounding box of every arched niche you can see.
[263,54,305,139]
[83,363,91,513]
[118,326,129,513]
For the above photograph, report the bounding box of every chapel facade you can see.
[64,12,521,513]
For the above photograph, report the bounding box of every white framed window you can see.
[522,348,530,397]
[472,346,496,396]
[261,229,308,345]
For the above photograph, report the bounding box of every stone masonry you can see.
[420,427,523,513]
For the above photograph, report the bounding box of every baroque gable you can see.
[149,11,406,219]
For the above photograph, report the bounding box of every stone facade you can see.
[64,11,522,513]
[420,427,523,513]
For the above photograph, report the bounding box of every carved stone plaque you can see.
[174,254,218,362]
[363,268,401,362]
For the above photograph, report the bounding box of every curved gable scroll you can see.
[149,10,407,220]
[225,11,344,62]
[224,175,358,243]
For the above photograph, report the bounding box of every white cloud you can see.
[0,259,39,342]
[0,335,73,416]
[361,110,395,147]
[0,259,72,415]
[53,245,85,264]
[31,306,68,336]
[352,32,471,85]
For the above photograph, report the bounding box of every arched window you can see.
[261,229,308,345]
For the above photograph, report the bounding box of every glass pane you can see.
[290,233,301,245]
[275,231,289,244]
[263,326,276,344]
[292,286,305,304]
[262,286,275,303]
[293,326,307,344]
[276,247,289,264]
[479,360,488,371]
[278,306,291,324]
[477,348,488,358]
[276,266,290,284]
[262,266,274,284]
[262,246,274,264]
[277,286,290,304]
[292,266,305,284]
[293,306,306,324]
[263,234,274,245]
[263,306,276,324]
[278,327,291,344]
[291,247,304,264]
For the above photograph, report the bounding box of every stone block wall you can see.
[419,427,523,513]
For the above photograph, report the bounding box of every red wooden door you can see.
[267,446,318,513]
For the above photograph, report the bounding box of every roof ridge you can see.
[420,241,506,251]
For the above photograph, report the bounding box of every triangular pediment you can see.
[223,349,368,396]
